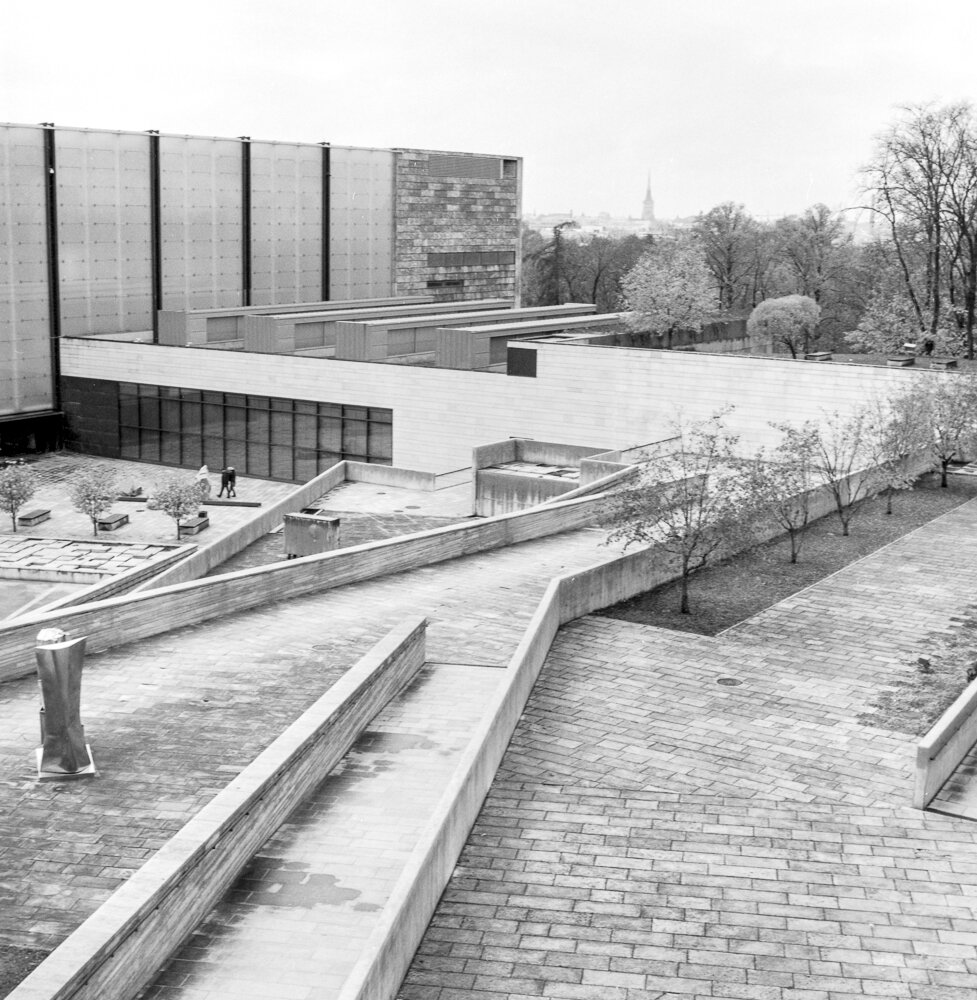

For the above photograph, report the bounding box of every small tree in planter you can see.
[70,467,118,537]
[866,390,933,513]
[918,373,977,487]
[154,476,205,539]
[745,422,820,563]
[809,408,885,537]
[0,465,39,532]
[603,410,755,614]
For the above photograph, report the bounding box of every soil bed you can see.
[597,472,977,639]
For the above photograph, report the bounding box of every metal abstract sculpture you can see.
[35,628,96,780]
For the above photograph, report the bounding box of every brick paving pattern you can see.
[399,499,977,1000]
[0,514,617,973]
[139,663,502,1000]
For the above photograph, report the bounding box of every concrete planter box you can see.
[886,355,916,367]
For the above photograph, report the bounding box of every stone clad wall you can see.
[394,151,521,303]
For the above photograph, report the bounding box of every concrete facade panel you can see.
[159,135,243,311]
[329,146,394,299]
[249,141,322,306]
[55,129,153,335]
[0,125,52,414]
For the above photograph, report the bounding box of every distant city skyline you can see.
[3,0,976,224]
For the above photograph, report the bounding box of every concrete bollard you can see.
[35,628,96,780]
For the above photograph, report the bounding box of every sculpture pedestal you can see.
[35,744,97,781]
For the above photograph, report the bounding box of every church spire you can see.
[642,174,655,222]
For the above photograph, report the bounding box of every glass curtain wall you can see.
[119,382,392,481]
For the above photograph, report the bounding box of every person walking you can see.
[218,466,237,498]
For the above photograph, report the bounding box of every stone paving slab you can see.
[0,536,176,580]
[0,453,295,548]
[398,498,977,999]
[138,663,502,1000]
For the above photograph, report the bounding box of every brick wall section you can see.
[394,150,521,303]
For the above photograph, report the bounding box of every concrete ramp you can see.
[137,661,502,999]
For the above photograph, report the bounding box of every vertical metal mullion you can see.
[241,137,252,307]
[321,143,330,301]
[41,124,62,410]
[148,131,163,342]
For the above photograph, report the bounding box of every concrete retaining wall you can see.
[6,617,426,1000]
[915,678,977,809]
[0,494,603,684]
[31,547,193,613]
[129,464,349,592]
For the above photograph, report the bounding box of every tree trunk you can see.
[886,487,893,514]
[10,512,16,532]
[789,531,798,563]
[941,459,950,487]
[679,573,690,614]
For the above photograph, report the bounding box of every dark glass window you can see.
[118,382,392,483]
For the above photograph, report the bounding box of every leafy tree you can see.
[620,239,717,347]
[69,466,118,537]
[0,465,39,532]
[774,204,862,345]
[154,475,206,539]
[745,423,819,563]
[603,411,752,614]
[914,373,977,486]
[747,295,821,358]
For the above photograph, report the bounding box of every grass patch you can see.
[0,946,47,998]
[597,473,977,638]
[597,472,977,735]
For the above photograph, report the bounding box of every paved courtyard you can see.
[399,499,977,1000]
[5,488,977,998]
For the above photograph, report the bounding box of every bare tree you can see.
[603,411,753,614]
[865,391,933,513]
[693,202,761,310]
[862,103,977,356]
[745,423,819,563]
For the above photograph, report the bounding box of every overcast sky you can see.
[3,0,975,221]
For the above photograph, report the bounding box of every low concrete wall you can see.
[31,547,193,613]
[0,494,604,684]
[914,678,977,809]
[473,439,609,516]
[7,617,426,1000]
[337,589,563,1000]
[131,463,349,592]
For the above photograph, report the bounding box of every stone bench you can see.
[931,357,959,371]
[178,515,210,537]
[97,512,129,531]
[17,508,51,527]
[804,351,832,361]
[887,356,916,367]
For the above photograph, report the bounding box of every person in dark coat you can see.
[218,466,237,498]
